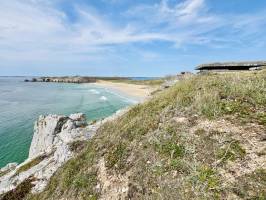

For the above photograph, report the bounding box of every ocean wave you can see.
[89,89,100,94]
[100,96,108,101]
[103,89,138,104]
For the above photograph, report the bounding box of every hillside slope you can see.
[6,71,266,200]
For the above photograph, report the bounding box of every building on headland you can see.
[196,61,266,72]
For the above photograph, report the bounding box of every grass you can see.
[194,165,221,191]
[232,169,266,199]
[0,170,9,178]
[68,140,87,153]
[27,141,99,200]
[15,155,47,175]
[104,78,165,86]
[156,142,186,159]
[1,177,35,200]
[0,165,17,178]
[216,140,246,164]
[105,142,129,170]
[25,70,266,200]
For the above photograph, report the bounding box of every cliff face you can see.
[0,113,90,195]
[29,113,87,159]
[0,109,127,198]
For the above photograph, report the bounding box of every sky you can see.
[0,0,266,76]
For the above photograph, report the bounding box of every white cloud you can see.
[0,0,172,63]
[0,0,266,66]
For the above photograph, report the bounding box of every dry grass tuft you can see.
[15,155,47,175]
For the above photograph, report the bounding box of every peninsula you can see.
[24,76,131,84]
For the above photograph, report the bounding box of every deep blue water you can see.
[0,77,132,168]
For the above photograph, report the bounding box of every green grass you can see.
[26,70,265,200]
[105,142,129,170]
[104,78,165,86]
[155,141,186,159]
[15,155,47,175]
[216,140,246,164]
[27,141,99,200]
[195,165,221,190]
[68,140,87,153]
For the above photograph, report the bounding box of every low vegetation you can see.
[233,169,266,199]
[105,78,165,86]
[1,177,35,200]
[17,70,266,199]
[15,155,47,175]
[68,140,87,153]
[0,171,8,178]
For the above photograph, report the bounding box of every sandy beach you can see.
[92,80,154,101]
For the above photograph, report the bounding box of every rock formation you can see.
[0,113,90,194]
[0,109,128,196]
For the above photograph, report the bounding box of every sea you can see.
[0,77,136,168]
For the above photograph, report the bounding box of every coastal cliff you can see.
[0,110,127,198]
[1,70,266,200]
[0,113,89,195]
[28,70,264,200]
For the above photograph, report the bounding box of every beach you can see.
[92,80,155,101]
[0,77,131,168]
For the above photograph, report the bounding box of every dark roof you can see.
[196,61,266,70]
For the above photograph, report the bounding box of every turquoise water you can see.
[0,77,132,168]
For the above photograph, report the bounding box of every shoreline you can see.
[0,79,155,171]
[0,107,132,195]
[0,79,140,169]
[90,80,155,102]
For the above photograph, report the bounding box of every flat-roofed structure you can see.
[196,61,266,72]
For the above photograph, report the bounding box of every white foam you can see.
[104,89,139,104]
[100,96,108,101]
[89,89,100,94]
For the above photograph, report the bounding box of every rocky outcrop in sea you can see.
[0,109,128,196]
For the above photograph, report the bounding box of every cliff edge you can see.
[0,113,90,195]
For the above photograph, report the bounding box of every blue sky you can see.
[0,0,266,76]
